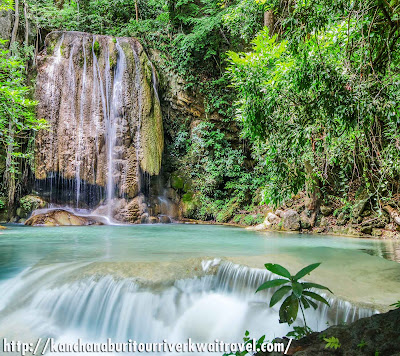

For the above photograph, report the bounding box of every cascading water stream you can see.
[105,41,125,218]
[0,260,377,355]
[44,34,64,204]
[76,39,87,207]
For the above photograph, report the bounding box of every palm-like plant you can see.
[256,263,332,327]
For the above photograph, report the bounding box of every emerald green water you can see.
[0,223,399,349]
[0,223,399,280]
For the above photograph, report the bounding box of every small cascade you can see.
[34,31,164,223]
[214,262,377,326]
[0,261,378,350]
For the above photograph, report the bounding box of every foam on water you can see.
[0,260,377,355]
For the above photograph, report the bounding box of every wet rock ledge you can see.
[25,209,101,226]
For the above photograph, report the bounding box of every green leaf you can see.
[303,291,330,306]
[304,297,318,309]
[293,263,321,281]
[256,279,289,292]
[301,296,310,309]
[279,294,299,325]
[270,286,291,307]
[301,282,333,293]
[264,263,291,279]
[292,281,303,298]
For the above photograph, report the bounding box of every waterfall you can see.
[0,261,377,354]
[105,39,126,218]
[34,31,164,223]
[76,39,87,208]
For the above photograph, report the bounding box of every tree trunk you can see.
[23,0,28,46]
[135,0,139,22]
[264,10,274,36]
[10,0,19,51]
[383,205,400,226]
[5,121,16,220]
[304,160,321,227]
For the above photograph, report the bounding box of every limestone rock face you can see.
[25,209,100,226]
[34,31,164,222]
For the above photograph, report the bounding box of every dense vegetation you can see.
[2,0,400,223]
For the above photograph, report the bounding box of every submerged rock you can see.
[25,209,101,226]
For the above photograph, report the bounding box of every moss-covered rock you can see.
[18,195,47,219]
[171,173,184,190]
[265,308,400,356]
[137,50,164,176]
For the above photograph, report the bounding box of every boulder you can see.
[281,209,300,231]
[25,209,101,226]
[337,212,349,226]
[266,212,280,225]
[352,189,371,219]
[148,216,159,224]
[17,195,48,219]
[360,225,373,235]
[159,215,171,224]
[264,308,400,356]
[361,213,388,229]
[319,216,330,227]
[320,205,333,216]
[300,210,312,229]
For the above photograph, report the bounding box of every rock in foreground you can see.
[25,209,101,226]
[263,308,400,356]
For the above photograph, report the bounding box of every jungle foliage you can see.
[229,0,400,210]
[3,0,400,221]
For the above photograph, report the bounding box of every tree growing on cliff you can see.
[0,40,46,212]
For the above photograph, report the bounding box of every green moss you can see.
[109,54,117,69]
[182,192,194,203]
[171,173,184,190]
[93,41,101,57]
[139,74,164,175]
[183,181,193,192]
